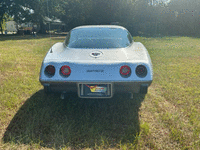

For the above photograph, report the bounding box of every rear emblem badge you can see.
[90,51,103,58]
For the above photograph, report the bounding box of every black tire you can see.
[44,86,51,94]
[139,85,148,94]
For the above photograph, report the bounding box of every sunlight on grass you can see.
[135,36,200,149]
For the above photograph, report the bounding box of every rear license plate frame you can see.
[78,83,112,98]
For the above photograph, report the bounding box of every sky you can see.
[154,0,171,4]
[162,0,171,2]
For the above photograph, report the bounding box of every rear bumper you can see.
[41,80,152,97]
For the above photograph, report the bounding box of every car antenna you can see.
[47,0,53,53]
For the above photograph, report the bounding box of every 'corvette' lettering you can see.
[87,70,104,72]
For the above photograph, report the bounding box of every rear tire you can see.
[139,85,148,94]
[44,86,51,94]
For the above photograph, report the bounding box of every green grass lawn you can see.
[0,35,199,150]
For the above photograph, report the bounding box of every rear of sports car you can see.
[40,59,153,98]
[39,25,153,98]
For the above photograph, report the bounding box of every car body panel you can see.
[44,42,150,63]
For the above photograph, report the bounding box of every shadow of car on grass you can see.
[3,90,145,149]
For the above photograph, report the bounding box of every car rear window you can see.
[65,27,133,49]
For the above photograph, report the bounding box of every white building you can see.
[5,21,18,32]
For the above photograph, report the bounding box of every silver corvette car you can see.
[39,25,153,99]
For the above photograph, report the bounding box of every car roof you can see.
[71,25,127,31]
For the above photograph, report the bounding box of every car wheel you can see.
[139,85,148,94]
[44,86,51,94]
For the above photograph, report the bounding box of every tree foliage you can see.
[0,0,13,34]
[57,0,139,32]
[1,0,200,36]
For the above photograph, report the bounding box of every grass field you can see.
[0,34,199,150]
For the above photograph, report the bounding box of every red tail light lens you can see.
[120,65,131,77]
[45,65,55,77]
[135,65,147,77]
[60,65,71,77]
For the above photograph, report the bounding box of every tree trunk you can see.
[0,26,3,35]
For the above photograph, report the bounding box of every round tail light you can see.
[45,65,55,77]
[136,65,147,77]
[60,65,71,77]
[120,65,131,77]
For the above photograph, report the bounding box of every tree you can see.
[0,0,13,34]
[12,0,51,33]
[0,0,34,34]
[1,0,144,34]
[0,0,62,33]
[57,0,140,32]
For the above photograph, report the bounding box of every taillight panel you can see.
[60,65,71,77]
[44,65,55,77]
[135,65,147,78]
[120,65,131,78]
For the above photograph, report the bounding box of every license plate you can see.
[79,83,112,98]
